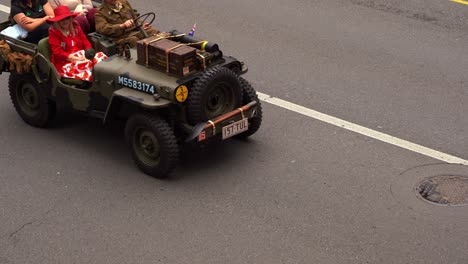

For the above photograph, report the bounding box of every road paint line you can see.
[0,3,464,166]
[0,4,10,13]
[257,92,468,166]
[450,0,468,5]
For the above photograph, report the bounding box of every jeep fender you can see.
[104,88,172,123]
[30,52,53,85]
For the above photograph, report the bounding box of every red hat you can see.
[47,6,79,23]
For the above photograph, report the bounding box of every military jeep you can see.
[0,13,262,178]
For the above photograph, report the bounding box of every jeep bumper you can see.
[187,101,259,142]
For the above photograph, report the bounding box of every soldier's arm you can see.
[95,12,125,38]
[125,0,138,19]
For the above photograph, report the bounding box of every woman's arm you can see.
[43,2,55,17]
[12,13,49,32]
[77,26,92,50]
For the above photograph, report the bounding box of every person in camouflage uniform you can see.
[94,0,158,47]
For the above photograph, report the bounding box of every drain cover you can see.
[416,175,468,206]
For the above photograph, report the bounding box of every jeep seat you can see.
[37,38,85,86]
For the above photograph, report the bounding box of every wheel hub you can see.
[134,128,161,165]
[205,83,234,118]
[17,83,40,116]
[23,88,38,108]
[208,93,224,110]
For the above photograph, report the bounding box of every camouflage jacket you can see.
[95,0,137,39]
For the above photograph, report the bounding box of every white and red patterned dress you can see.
[49,24,107,81]
[61,50,107,81]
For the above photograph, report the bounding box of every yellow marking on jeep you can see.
[175,85,189,103]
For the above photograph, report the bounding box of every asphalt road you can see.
[1,0,468,263]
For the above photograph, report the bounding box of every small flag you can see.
[188,23,197,37]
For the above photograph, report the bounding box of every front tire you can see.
[125,113,179,178]
[9,73,55,127]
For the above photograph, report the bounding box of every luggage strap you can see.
[144,33,185,66]
[164,41,207,73]
[196,52,207,70]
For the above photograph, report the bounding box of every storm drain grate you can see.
[416,175,468,206]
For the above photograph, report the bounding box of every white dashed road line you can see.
[257,96,468,166]
[0,4,466,166]
[451,0,468,6]
[0,4,9,13]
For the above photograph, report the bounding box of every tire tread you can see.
[236,77,262,138]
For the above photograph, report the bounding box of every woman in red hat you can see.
[49,0,96,34]
[48,5,106,81]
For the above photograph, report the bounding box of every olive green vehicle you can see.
[0,13,262,178]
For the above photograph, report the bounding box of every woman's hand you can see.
[75,4,88,16]
[143,23,151,30]
[42,15,53,21]
[68,54,86,62]
[74,4,83,12]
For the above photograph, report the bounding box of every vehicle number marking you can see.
[198,131,206,142]
[222,118,249,140]
[117,76,156,94]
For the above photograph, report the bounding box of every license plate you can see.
[222,118,249,140]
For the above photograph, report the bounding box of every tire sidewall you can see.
[9,73,53,127]
[200,77,238,118]
[187,67,242,125]
[125,113,179,178]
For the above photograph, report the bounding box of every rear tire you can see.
[125,113,179,178]
[186,66,242,125]
[235,77,262,139]
[8,73,55,127]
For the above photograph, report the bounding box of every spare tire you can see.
[235,77,262,139]
[186,66,242,125]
